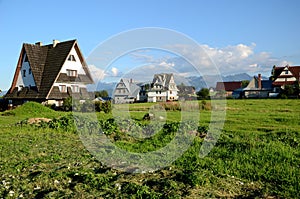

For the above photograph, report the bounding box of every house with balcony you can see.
[4,39,93,106]
[140,73,179,102]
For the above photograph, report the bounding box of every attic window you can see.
[24,55,28,62]
[285,70,289,74]
[23,70,26,77]
[67,69,77,77]
[71,85,79,93]
[29,69,32,75]
[59,85,67,93]
[68,55,76,62]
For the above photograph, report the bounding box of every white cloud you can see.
[88,64,106,82]
[166,43,292,76]
[158,61,175,67]
[111,67,119,76]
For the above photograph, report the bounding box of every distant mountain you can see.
[0,90,7,97]
[95,82,117,97]
[93,73,255,96]
[185,73,253,90]
[222,73,252,82]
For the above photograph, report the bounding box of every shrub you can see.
[160,102,181,111]
[95,101,112,113]
[63,97,73,111]
[200,100,211,110]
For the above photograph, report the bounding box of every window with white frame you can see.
[71,85,79,93]
[59,85,67,93]
[67,69,77,77]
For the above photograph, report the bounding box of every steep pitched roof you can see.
[6,40,93,100]
[153,73,173,87]
[216,81,242,91]
[273,65,300,79]
[272,65,300,86]
[115,79,140,98]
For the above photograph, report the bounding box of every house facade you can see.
[113,79,140,104]
[215,81,242,97]
[236,74,276,98]
[177,85,196,100]
[140,73,179,102]
[272,65,300,88]
[5,39,93,106]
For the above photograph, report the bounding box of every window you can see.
[285,70,289,74]
[71,85,79,93]
[59,85,67,93]
[67,69,77,77]
[68,55,76,61]
[29,69,32,75]
[24,55,28,62]
[23,70,26,77]
[170,91,172,94]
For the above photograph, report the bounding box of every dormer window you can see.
[68,55,76,62]
[67,69,77,77]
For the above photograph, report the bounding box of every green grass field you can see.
[0,100,299,198]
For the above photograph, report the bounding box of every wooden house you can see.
[113,79,140,104]
[5,39,93,106]
[215,81,242,97]
[272,65,300,88]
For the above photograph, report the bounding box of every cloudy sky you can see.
[1,0,300,89]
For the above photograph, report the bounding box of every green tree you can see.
[196,88,210,100]
[269,65,276,81]
[63,97,73,111]
[241,80,250,88]
[95,90,109,98]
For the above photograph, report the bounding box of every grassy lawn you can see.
[0,100,299,198]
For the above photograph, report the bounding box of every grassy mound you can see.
[2,101,58,118]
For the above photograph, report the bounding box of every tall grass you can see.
[0,99,299,198]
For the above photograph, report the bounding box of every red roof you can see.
[216,81,242,91]
[274,66,300,79]
[273,65,300,86]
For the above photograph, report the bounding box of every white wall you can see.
[53,46,89,90]
[16,53,36,90]
[59,47,86,75]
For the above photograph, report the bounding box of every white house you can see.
[140,73,179,102]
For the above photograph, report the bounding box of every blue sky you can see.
[1,0,300,90]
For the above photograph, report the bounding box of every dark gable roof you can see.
[274,65,300,79]
[152,73,174,88]
[6,39,93,100]
[272,65,300,86]
[40,40,77,98]
[216,81,242,91]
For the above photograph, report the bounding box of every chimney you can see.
[258,74,262,89]
[53,39,60,47]
[35,42,43,46]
